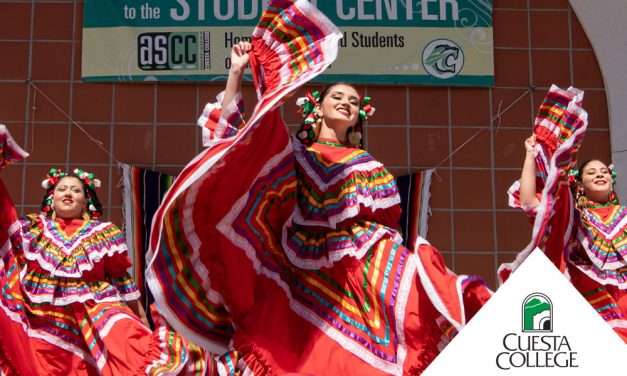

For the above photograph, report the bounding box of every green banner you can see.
[82,0,493,86]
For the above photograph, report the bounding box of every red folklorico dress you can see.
[0,125,207,375]
[146,1,492,375]
[499,85,627,343]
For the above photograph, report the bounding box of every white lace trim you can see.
[608,318,627,329]
[571,261,627,289]
[22,214,128,278]
[292,135,401,229]
[394,249,415,373]
[413,238,462,332]
[21,286,140,306]
[577,234,627,271]
[292,194,401,230]
[198,101,222,148]
[198,91,244,148]
[293,134,389,189]
[281,223,402,270]
[581,206,627,238]
[1,220,21,258]
[145,324,187,375]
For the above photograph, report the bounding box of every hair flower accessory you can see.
[296,91,320,119]
[74,168,101,190]
[567,169,579,185]
[41,168,67,215]
[296,91,321,145]
[608,163,617,185]
[41,168,65,189]
[359,96,376,120]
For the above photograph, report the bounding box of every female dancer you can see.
[0,126,204,374]
[146,1,491,375]
[500,85,626,342]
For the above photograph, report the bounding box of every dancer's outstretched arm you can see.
[221,41,251,109]
[519,134,539,207]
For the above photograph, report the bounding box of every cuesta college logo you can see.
[522,293,552,332]
[422,39,464,79]
[496,292,578,370]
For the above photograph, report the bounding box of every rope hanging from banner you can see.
[26,80,122,165]
[25,80,533,178]
[431,86,535,180]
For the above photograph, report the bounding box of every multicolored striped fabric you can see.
[147,1,490,374]
[122,164,175,302]
[397,169,434,249]
[146,0,343,354]
[0,126,204,374]
[18,214,140,303]
[576,204,627,286]
[125,165,432,271]
[500,85,627,342]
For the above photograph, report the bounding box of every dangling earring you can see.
[576,184,588,207]
[82,211,91,221]
[51,210,57,221]
[347,124,363,148]
[609,189,620,205]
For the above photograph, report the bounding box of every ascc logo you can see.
[137,31,211,71]
[496,293,579,370]
[421,39,464,79]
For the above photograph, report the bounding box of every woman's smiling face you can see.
[316,83,360,135]
[580,160,612,203]
[52,176,87,219]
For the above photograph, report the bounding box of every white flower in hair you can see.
[93,179,101,188]
[74,169,87,179]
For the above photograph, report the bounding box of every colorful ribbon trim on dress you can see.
[123,164,433,312]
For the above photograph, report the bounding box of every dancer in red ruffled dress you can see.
[0,124,206,375]
[146,1,491,375]
[500,85,627,342]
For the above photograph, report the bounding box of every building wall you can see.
[0,0,609,289]
[570,0,627,199]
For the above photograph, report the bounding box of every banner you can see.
[82,0,493,85]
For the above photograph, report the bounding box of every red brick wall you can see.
[0,0,609,289]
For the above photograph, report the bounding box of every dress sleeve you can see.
[1,125,28,257]
[0,124,29,171]
[498,85,588,283]
[507,180,542,220]
[506,85,586,219]
[104,234,141,301]
[354,203,402,231]
[197,91,246,147]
